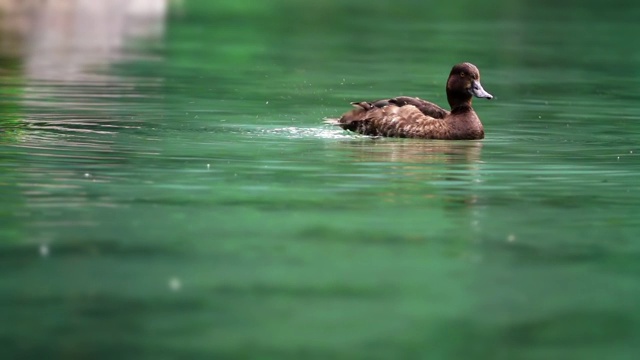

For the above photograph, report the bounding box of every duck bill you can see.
[471,80,493,99]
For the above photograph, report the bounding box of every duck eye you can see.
[460,72,465,78]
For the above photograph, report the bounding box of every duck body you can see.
[325,63,493,140]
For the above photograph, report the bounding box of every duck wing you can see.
[388,96,448,119]
[345,97,447,118]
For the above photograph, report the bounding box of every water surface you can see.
[2,0,640,358]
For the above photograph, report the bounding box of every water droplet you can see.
[84,173,91,178]
[39,244,49,257]
[507,234,516,242]
[206,164,210,169]
[168,277,182,292]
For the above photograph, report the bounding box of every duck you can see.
[324,62,493,140]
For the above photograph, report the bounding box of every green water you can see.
[2,0,640,358]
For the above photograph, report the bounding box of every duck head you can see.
[446,62,493,109]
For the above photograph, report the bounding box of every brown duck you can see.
[324,62,493,140]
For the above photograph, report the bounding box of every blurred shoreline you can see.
[0,0,168,80]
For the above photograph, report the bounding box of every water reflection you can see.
[327,138,484,243]
[331,138,483,200]
[0,0,170,247]
[337,138,483,164]
[0,0,166,62]
[0,0,169,151]
[0,0,167,129]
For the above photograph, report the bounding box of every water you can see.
[2,0,640,358]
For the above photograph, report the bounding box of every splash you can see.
[259,126,361,139]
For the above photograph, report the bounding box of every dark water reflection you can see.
[2,0,640,358]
